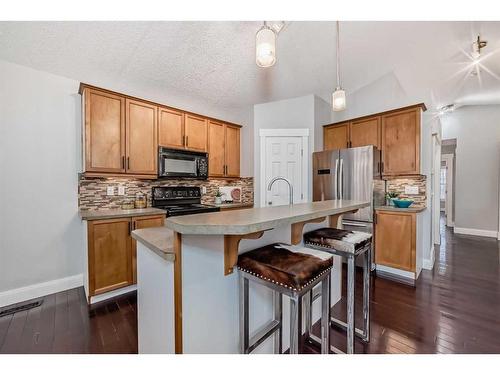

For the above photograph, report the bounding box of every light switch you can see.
[106,186,115,196]
[404,185,419,195]
[118,186,125,196]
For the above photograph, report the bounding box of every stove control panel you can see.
[152,186,201,201]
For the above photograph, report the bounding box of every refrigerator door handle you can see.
[342,220,372,228]
[339,158,344,199]
[334,158,339,199]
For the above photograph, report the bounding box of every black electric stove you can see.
[152,186,220,217]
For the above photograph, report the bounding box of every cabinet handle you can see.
[126,157,130,170]
[129,221,132,234]
[182,135,186,146]
[121,156,125,169]
[186,136,189,147]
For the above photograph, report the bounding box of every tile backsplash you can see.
[385,175,427,208]
[78,175,253,210]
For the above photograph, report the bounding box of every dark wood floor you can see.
[1,216,499,354]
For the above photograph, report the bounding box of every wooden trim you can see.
[290,217,326,244]
[223,231,265,275]
[329,214,341,228]
[173,231,183,354]
[322,103,426,128]
[82,172,157,180]
[79,83,243,128]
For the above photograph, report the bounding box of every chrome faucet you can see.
[267,176,294,205]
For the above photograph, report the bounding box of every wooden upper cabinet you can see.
[125,99,158,176]
[84,88,126,173]
[88,218,133,296]
[158,107,185,149]
[375,211,416,272]
[184,114,208,152]
[208,121,225,177]
[382,108,420,175]
[225,125,241,177]
[131,215,165,284]
[350,116,381,149]
[324,122,349,150]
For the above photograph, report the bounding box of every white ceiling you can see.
[0,21,499,115]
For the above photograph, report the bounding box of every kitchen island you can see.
[132,199,369,354]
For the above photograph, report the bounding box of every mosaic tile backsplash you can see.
[385,175,427,208]
[79,175,254,210]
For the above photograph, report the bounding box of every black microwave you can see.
[158,147,209,179]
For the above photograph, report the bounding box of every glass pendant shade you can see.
[332,88,346,112]
[256,25,276,67]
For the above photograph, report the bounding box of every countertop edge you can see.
[165,201,370,235]
[131,227,175,262]
[375,206,426,213]
[80,208,167,221]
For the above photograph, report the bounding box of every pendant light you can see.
[332,21,346,111]
[256,22,277,68]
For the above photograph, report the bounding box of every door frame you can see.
[431,133,441,246]
[259,128,309,207]
[441,153,454,227]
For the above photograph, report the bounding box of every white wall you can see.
[441,105,500,234]
[0,60,84,298]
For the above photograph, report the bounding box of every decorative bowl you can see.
[392,199,414,208]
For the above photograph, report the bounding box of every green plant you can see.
[386,191,399,199]
[215,190,222,198]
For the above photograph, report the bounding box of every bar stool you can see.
[303,228,372,354]
[237,243,333,354]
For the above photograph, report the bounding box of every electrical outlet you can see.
[404,185,419,195]
[106,186,115,196]
[201,186,207,194]
[118,186,125,196]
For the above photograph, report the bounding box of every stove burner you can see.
[152,186,220,217]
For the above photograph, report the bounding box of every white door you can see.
[264,136,304,206]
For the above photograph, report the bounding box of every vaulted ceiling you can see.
[0,21,499,116]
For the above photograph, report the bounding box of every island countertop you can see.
[165,199,369,235]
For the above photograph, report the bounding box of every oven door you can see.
[159,151,199,178]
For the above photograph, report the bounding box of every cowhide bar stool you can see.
[303,228,372,354]
[237,243,333,354]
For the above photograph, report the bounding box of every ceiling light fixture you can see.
[256,22,277,68]
[471,35,487,61]
[332,21,346,112]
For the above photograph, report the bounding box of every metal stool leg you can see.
[346,256,356,354]
[239,274,249,354]
[362,250,371,342]
[273,291,283,354]
[304,290,312,339]
[321,274,331,354]
[289,295,302,354]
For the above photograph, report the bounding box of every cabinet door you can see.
[84,88,126,173]
[158,107,185,149]
[131,215,165,284]
[350,116,381,149]
[324,123,349,150]
[375,212,415,272]
[382,109,420,175]
[225,125,240,177]
[184,114,208,152]
[125,99,158,175]
[208,121,225,177]
[88,218,132,296]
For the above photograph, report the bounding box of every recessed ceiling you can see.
[0,21,499,115]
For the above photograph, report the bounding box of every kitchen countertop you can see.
[131,226,175,261]
[79,207,167,220]
[375,205,426,213]
[165,200,370,235]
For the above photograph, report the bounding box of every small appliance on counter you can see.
[152,186,220,217]
[134,193,147,209]
[158,147,208,179]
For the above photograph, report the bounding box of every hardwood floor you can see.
[1,216,499,354]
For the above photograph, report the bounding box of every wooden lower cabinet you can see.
[131,215,165,283]
[375,211,416,272]
[87,214,165,298]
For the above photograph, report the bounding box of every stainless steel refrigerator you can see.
[313,145,385,243]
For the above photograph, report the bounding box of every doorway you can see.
[441,153,454,227]
[259,129,309,207]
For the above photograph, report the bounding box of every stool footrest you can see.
[307,333,345,354]
[331,317,369,341]
[248,319,281,353]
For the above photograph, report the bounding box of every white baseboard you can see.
[453,227,498,238]
[89,285,137,305]
[375,264,415,279]
[0,274,83,308]
[423,246,436,270]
